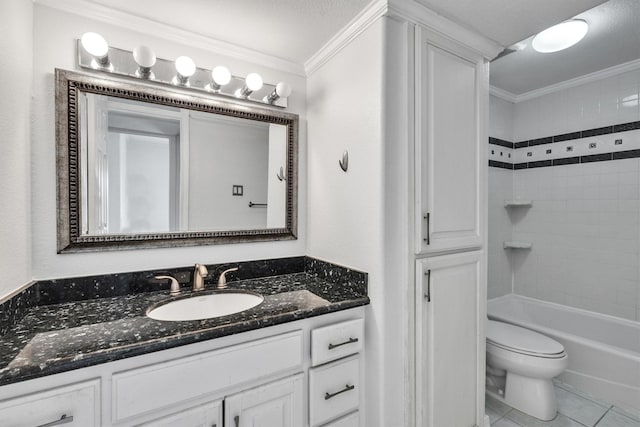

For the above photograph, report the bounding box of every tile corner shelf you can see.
[503,241,532,249]
[504,200,533,208]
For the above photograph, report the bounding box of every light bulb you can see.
[275,82,292,98]
[133,46,156,79]
[264,81,292,104]
[212,66,231,86]
[245,73,263,91]
[81,32,109,57]
[532,20,588,53]
[175,56,196,77]
[133,46,156,68]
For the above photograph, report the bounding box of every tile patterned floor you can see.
[486,382,640,427]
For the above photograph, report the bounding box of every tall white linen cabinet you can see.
[307,2,499,426]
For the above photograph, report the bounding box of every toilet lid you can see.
[487,320,565,356]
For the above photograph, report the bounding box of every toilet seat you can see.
[487,320,566,359]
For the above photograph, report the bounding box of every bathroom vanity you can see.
[0,257,368,427]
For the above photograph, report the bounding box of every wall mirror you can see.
[55,69,298,252]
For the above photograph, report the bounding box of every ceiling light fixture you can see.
[532,19,588,53]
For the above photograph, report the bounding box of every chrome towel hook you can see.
[339,150,349,172]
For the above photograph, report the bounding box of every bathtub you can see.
[488,294,640,413]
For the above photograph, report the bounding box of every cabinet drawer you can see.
[309,355,360,426]
[311,318,363,366]
[137,399,222,427]
[321,411,359,427]
[112,330,303,423]
[0,379,100,427]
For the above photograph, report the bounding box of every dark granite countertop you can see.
[0,257,368,387]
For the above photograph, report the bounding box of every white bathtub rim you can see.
[487,294,639,362]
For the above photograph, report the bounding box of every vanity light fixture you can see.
[173,56,196,86]
[133,45,156,79]
[76,36,291,108]
[206,66,232,92]
[265,82,292,104]
[235,73,263,98]
[80,32,112,70]
[532,19,588,53]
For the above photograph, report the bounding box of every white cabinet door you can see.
[415,26,488,254]
[0,379,100,427]
[225,373,304,427]
[416,251,485,427]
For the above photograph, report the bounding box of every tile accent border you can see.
[488,119,640,170]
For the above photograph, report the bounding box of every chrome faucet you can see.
[193,264,209,291]
[217,267,239,289]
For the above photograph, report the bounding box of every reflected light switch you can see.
[232,185,243,196]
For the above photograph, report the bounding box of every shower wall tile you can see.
[488,167,514,299]
[512,159,640,320]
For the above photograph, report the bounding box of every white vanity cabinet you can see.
[414,25,487,255]
[415,251,485,427]
[0,307,365,427]
[0,379,101,427]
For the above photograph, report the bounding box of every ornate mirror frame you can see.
[55,68,298,253]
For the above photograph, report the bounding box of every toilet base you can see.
[487,372,558,421]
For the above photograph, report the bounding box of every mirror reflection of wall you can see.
[79,93,288,236]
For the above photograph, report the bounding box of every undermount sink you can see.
[147,292,264,321]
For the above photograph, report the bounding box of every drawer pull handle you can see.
[328,337,358,350]
[325,384,355,400]
[37,414,74,427]
[234,415,240,427]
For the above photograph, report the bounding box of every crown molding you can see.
[34,0,306,77]
[493,57,640,104]
[386,0,503,61]
[304,0,388,76]
[489,85,517,103]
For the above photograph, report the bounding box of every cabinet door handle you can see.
[328,337,358,350]
[423,212,430,245]
[36,414,74,427]
[325,384,355,400]
[234,415,240,427]
[424,270,431,302]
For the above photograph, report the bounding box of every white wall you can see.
[489,94,514,142]
[0,1,33,298]
[513,160,640,320]
[307,16,411,427]
[31,4,307,280]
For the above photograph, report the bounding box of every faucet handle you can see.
[217,267,239,289]
[155,275,180,296]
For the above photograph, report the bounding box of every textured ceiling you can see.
[490,0,640,95]
[84,0,371,65]
[414,0,606,47]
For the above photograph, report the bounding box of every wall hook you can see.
[339,150,349,172]
[276,166,286,181]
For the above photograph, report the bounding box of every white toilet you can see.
[486,320,568,421]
